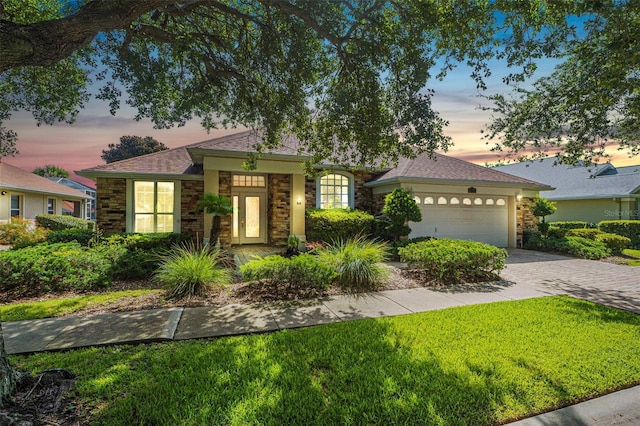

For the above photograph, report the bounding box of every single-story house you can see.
[494,157,640,224]
[0,161,93,224]
[47,177,97,221]
[78,130,550,248]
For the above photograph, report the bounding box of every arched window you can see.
[462,197,472,205]
[437,196,448,205]
[496,198,506,206]
[450,197,460,205]
[474,197,483,205]
[414,196,421,204]
[317,173,353,209]
[424,197,434,205]
[486,198,495,205]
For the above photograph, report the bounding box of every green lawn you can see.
[10,296,640,425]
[623,249,640,266]
[0,289,161,322]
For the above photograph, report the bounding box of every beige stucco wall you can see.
[0,190,67,223]
[550,198,639,224]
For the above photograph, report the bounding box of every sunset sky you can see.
[5,57,639,188]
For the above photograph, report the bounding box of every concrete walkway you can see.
[3,249,639,425]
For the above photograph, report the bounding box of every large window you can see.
[318,173,352,209]
[133,181,175,233]
[10,195,21,218]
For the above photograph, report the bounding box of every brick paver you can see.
[503,249,640,314]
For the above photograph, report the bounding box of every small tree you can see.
[382,188,422,240]
[532,195,557,236]
[33,164,70,178]
[101,136,168,164]
[197,193,233,247]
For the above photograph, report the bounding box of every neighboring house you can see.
[494,158,640,224]
[47,177,97,221]
[0,161,92,224]
[78,130,549,248]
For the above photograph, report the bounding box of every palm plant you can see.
[197,193,233,247]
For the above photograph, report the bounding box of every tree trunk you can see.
[210,215,222,248]
[0,322,18,407]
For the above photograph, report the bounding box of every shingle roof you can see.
[78,130,548,188]
[493,157,640,200]
[0,162,91,199]
[369,152,549,187]
[48,177,96,192]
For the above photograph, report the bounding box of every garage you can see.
[410,194,509,247]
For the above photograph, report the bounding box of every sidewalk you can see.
[3,280,640,425]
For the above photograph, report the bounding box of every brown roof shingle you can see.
[0,162,91,199]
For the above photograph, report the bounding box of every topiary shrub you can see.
[382,188,422,240]
[305,209,375,243]
[153,242,232,300]
[240,253,336,292]
[532,195,557,236]
[317,236,389,292]
[35,214,94,230]
[398,239,507,283]
[598,220,640,248]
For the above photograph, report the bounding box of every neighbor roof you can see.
[0,162,91,199]
[78,130,549,189]
[493,157,640,200]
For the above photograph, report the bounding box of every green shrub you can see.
[548,221,595,230]
[546,227,567,239]
[382,188,422,240]
[398,239,507,283]
[154,243,232,300]
[46,228,95,245]
[0,242,123,294]
[555,236,611,259]
[305,209,375,243]
[240,253,335,291]
[389,237,433,258]
[317,236,389,292]
[566,228,602,240]
[565,229,631,253]
[598,220,640,248]
[36,214,94,230]
[0,218,48,247]
[102,232,191,250]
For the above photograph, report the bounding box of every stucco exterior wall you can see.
[550,198,636,224]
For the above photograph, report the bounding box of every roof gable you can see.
[0,162,91,199]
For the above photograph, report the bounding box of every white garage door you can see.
[410,194,509,247]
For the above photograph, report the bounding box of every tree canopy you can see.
[0,1,637,168]
[101,135,168,163]
[32,164,70,178]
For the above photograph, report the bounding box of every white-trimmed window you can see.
[450,197,460,205]
[133,181,175,233]
[47,198,55,214]
[317,173,353,209]
[414,196,421,204]
[437,196,448,205]
[424,197,434,205]
[233,175,265,187]
[10,195,21,218]
[496,198,506,206]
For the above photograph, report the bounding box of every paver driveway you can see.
[503,249,640,314]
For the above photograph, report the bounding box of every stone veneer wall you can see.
[96,177,127,234]
[268,174,291,246]
[304,170,378,214]
[218,172,233,248]
[517,196,539,246]
[180,180,205,239]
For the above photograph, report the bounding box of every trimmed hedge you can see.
[0,242,125,293]
[398,239,507,283]
[566,228,631,253]
[46,228,95,245]
[305,209,375,243]
[598,220,640,248]
[240,253,336,291]
[524,234,612,259]
[102,232,192,250]
[548,221,595,230]
[36,214,94,231]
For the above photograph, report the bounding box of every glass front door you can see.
[232,192,267,244]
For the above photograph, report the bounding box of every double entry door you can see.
[232,191,267,244]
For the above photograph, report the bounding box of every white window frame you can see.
[316,172,354,209]
[10,194,21,218]
[126,180,181,233]
[47,198,56,214]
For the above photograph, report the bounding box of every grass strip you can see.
[10,296,640,425]
[622,249,640,266]
[0,290,161,321]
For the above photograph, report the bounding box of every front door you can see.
[232,191,267,244]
